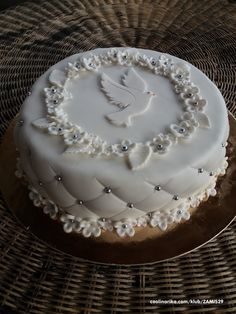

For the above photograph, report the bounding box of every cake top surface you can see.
[17,47,228,179]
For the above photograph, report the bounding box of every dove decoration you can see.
[101,68,156,127]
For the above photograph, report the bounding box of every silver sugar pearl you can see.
[100,218,106,222]
[55,175,62,182]
[179,127,186,134]
[127,202,134,208]
[157,144,163,150]
[148,213,152,217]
[173,195,179,201]
[18,119,24,126]
[209,171,214,176]
[73,134,79,139]
[222,143,225,148]
[177,74,183,79]
[151,59,156,65]
[187,93,193,97]
[51,88,57,94]
[177,209,182,215]
[154,185,161,191]
[121,145,129,152]
[104,187,112,194]
[122,55,127,60]
[198,168,204,173]
[28,91,32,96]
[77,200,83,205]
[39,181,43,186]
[122,224,128,229]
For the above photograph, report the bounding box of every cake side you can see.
[14,47,229,238]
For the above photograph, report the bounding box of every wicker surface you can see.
[0,0,236,313]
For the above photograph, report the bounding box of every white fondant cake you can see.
[14,47,229,238]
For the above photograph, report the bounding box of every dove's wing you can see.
[101,73,136,109]
[122,68,147,92]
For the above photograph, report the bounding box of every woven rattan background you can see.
[0,0,236,313]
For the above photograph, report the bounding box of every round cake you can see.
[14,47,229,239]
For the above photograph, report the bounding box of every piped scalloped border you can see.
[31,48,211,169]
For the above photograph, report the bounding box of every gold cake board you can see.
[0,114,236,265]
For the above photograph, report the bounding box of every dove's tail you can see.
[106,109,132,127]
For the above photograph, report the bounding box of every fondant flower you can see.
[67,62,81,78]
[180,85,199,100]
[189,195,201,208]
[43,202,59,219]
[107,48,119,62]
[150,211,174,231]
[136,215,149,227]
[63,127,84,145]
[60,214,81,233]
[117,139,136,155]
[80,220,101,237]
[170,120,195,139]
[170,63,190,83]
[48,122,71,136]
[114,220,136,237]
[206,183,217,197]
[29,186,44,207]
[134,53,149,69]
[171,205,190,223]
[44,86,63,98]
[81,55,101,71]
[156,55,173,75]
[98,218,113,231]
[184,96,207,112]
[117,50,133,66]
[149,133,172,154]
[181,112,199,128]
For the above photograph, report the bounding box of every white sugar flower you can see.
[44,86,63,98]
[67,62,81,78]
[181,112,199,127]
[189,195,201,208]
[206,183,217,197]
[184,96,207,112]
[60,214,81,233]
[48,122,71,136]
[43,202,59,219]
[80,220,101,237]
[116,139,136,155]
[150,211,174,231]
[29,186,44,207]
[149,133,172,154]
[63,127,84,145]
[117,50,133,66]
[135,53,152,68]
[114,220,136,237]
[81,55,101,71]
[170,63,190,83]
[171,205,190,223]
[156,55,173,75]
[170,120,195,139]
[98,218,113,231]
[180,85,199,100]
[136,215,149,227]
[107,48,119,62]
